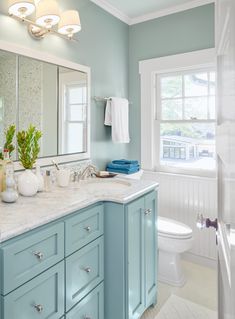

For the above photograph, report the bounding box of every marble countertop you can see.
[0,177,159,243]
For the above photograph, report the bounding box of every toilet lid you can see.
[158,217,193,239]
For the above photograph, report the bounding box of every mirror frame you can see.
[0,40,91,170]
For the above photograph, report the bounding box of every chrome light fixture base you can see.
[28,24,47,39]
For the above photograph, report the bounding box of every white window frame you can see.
[59,72,88,155]
[139,48,216,177]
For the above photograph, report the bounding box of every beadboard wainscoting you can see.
[143,171,217,267]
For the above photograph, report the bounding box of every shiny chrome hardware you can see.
[84,316,91,319]
[84,226,91,232]
[84,267,91,273]
[34,304,43,313]
[196,213,218,231]
[33,251,44,260]
[144,208,152,216]
[80,164,98,180]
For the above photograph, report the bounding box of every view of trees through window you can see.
[158,70,216,171]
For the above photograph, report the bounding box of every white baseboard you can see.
[183,252,217,269]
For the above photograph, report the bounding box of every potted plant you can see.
[0,124,16,160]
[17,125,42,196]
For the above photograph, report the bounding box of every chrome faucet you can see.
[80,164,98,180]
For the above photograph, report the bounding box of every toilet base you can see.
[158,250,186,287]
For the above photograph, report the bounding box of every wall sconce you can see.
[8,0,81,40]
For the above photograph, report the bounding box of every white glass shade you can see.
[58,10,81,36]
[36,0,60,28]
[8,0,35,17]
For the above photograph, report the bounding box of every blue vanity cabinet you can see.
[104,190,158,319]
[66,283,104,319]
[1,261,65,319]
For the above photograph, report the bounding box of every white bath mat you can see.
[155,295,217,319]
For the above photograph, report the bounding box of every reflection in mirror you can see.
[0,51,17,160]
[0,48,90,162]
[59,67,87,155]
[18,56,58,157]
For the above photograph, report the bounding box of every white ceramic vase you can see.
[18,169,39,197]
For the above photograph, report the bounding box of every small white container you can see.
[56,169,71,187]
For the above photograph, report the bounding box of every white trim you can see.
[89,0,131,24]
[0,40,91,170]
[183,252,217,269]
[90,0,215,25]
[130,0,215,25]
[139,49,216,176]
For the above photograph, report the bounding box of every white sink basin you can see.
[82,178,131,192]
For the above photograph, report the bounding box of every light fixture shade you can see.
[8,0,35,17]
[36,0,60,28]
[58,10,81,36]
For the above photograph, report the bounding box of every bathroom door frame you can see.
[216,0,235,317]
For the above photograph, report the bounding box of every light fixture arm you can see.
[8,13,78,41]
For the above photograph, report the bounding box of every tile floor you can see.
[141,260,218,319]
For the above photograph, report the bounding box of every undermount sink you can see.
[81,178,131,191]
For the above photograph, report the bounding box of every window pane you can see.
[161,76,182,98]
[160,122,216,170]
[68,86,84,104]
[67,104,85,121]
[67,123,84,153]
[184,97,208,120]
[162,99,182,120]
[209,72,216,95]
[184,73,208,97]
[209,96,216,119]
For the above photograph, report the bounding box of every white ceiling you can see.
[90,0,214,24]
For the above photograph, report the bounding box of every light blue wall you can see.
[0,2,215,167]
[0,0,129,169]
[128,4,215,160]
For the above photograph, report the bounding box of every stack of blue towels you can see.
[106,159,140,175]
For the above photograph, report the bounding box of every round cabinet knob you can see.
[34,304,43,313]
[84,226,91,232]
[33,251,44,260]
[144,209,152,215]
[84,267,91,273]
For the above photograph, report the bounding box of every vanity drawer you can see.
[65,204,104,256]
[66,237,104,311]
[66,283,104,319]
[0,222,64,295]
[2,261,64,319]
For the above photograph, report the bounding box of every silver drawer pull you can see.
[84,226,91,232]
[33,251,44,260]
[84,267,91,273]
[34,304,43,313]
[84,316,91,319]
[144,209,152,216]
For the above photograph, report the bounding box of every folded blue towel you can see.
[107,167,140,175]
[107,163,140,170]
[112,159,139,166]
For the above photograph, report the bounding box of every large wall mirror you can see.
[0,45,90,164]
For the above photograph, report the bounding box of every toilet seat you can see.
[158,217,192,239]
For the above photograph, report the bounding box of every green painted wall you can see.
[0,0,129,169]
[128,4,215,160]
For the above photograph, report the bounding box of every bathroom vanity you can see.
[0,178,158,319]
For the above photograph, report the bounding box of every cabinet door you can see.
[144,191,157,307]
[127,197,145,319]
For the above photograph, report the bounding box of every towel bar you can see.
[93,96,132,104]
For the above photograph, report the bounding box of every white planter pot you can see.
[18,169,39,197]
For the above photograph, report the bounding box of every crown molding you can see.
[90,0,215,25]
[130,0,215,25]
[89,0,131,24]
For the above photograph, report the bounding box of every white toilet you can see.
[158,216,193,287]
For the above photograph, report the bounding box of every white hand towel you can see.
[104,97,130,144]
